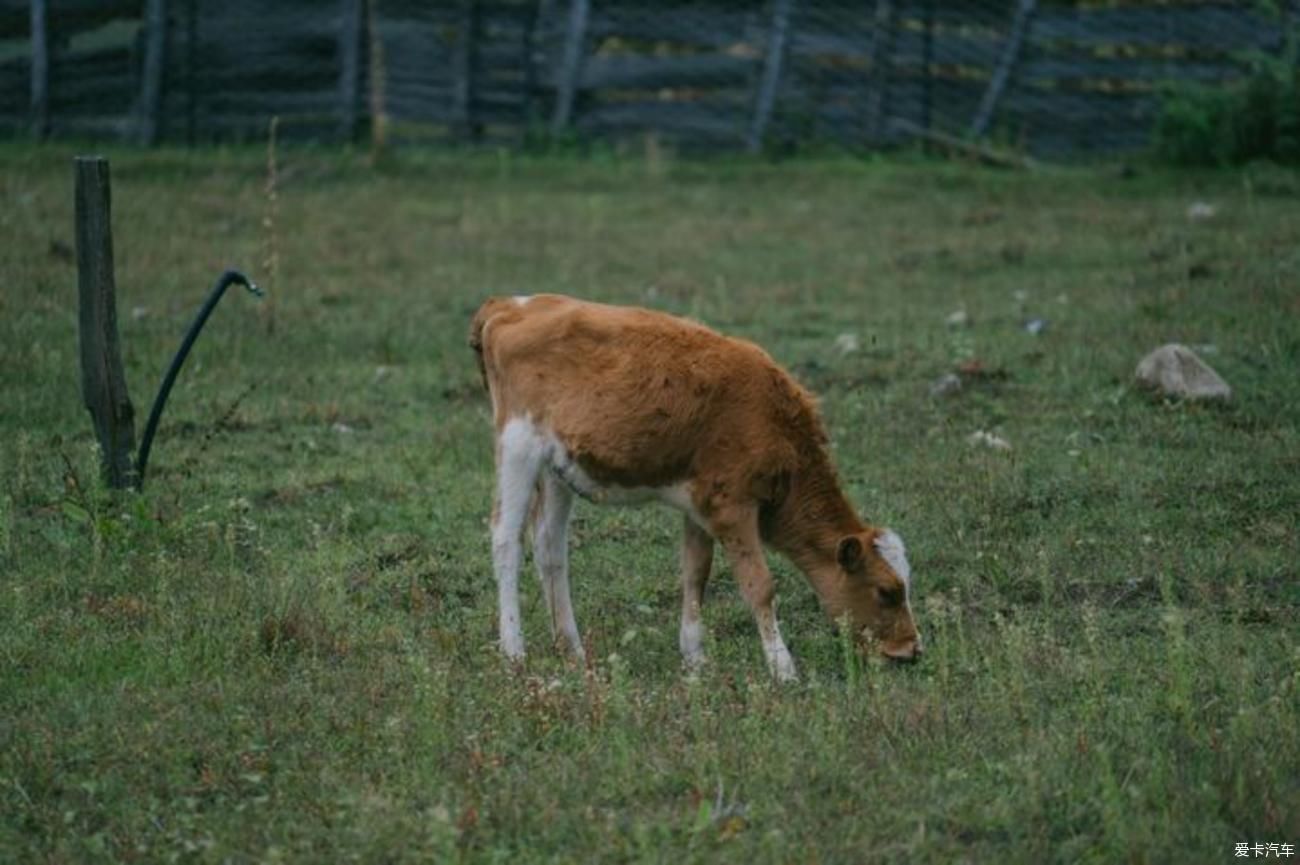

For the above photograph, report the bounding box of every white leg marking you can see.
[679,516,712,669]
[492,418,547,660]
[533,474,584,660]
[680,617,705,669]
[757,610,797,682]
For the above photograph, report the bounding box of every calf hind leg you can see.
[679,516,713,670]
[533,474,584,660]
[492,420,547,660]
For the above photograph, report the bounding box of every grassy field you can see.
[1,142,1297,863]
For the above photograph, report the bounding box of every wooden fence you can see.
[0,0,1294,156]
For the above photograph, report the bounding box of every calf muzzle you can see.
[882,637,923,664]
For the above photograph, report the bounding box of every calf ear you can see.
[836,536,865,571]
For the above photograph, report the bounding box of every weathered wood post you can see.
[184,0,197,144]
[136,0,167,145]
[366,0,389,158]
[920,0,934,136]
[550,0,589,136]
[747,0,796,154]
[75,157,137,489]
[337,0,365,142]
[521,0,555,129]
[865,0,895,145]
[30,0,50,139]
[969,0,1037,139]
[454,0,482,141]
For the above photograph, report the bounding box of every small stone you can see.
[1023,318,1048,335]
[1135,343,1231,400]
[945,309,969,328]
[929,373,963,398]
[332,422,355,435]
[967,430,1012,451]
[1187,201,1217,221]
[832,333,859,355]
[131,306,150,321]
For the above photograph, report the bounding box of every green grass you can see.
[1,142,1297,863]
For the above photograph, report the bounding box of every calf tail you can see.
[469,297,512,392]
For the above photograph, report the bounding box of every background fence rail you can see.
[0,0,1295,156]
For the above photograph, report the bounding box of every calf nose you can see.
[883,641,921,664]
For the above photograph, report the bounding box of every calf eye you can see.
[877,586,904,607]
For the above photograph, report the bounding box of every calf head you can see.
[833,528,922,662]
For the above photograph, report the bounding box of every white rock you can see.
[1187,201,1217,221]
[1135,343,1231,400]
[832,333,859,355]
[929,373,963,398]
[945,309,969,328]
[967,430,1012,451]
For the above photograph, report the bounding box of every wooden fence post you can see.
[969,0,1037,139]
[747,0,796,154]
[522,0,554,129]
[30,0,49,139]
[137,0,167,145]
[337,0,365,142]
[454,0,482,140]
[367,0,389,157]
[865,0,895,144]
[184,0,197,144]
[550,0,588,136]
[920,0,934,135]
[75,157,137,489]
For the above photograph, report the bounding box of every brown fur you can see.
[471,294,920,662]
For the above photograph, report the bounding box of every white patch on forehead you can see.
[874,529,911,588]
[513,294,533,306]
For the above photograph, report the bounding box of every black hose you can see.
[135,269,262,490]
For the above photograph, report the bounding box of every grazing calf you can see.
[469,294,920,680]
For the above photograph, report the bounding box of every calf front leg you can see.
[710,506,797,682]
[679,515,713,670]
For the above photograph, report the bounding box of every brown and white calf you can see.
[469,294,921,680]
